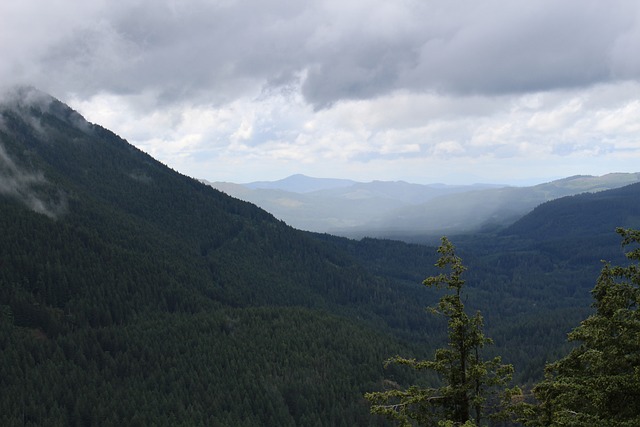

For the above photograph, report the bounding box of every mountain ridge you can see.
[0,87,441,424]
[503,181,640,241]
[242,173,357,193]
[206,172,640,240]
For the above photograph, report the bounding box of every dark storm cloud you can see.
[301,1,640,107]
[3,0,640,109]
[28,0,317,105]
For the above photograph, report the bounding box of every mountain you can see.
[243,173,356,193]
[207,177,505,234]
[206,173,640,240]
[0,87,439,425]
[503,181,640,241]
[354,173,640,242]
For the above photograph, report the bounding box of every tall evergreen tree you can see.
[523,228,640,426]
[365,237,515,426]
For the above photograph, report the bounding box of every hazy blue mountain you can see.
[243,173,356,192]
[207,177,505,233]
[206,173,640,240]
[310,180,502,204]
[348,173,640,241]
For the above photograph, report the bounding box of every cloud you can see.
[0,87,71,217]
[71,79,640,184]
[0,142,66,218]
[2,1,640,185]
[3,0,639,108]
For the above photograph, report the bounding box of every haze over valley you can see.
[206,172,640,241]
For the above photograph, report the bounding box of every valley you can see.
[206,172,640,241]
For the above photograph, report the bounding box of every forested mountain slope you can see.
[0,87,438,425]
[314,182,640,385]
[504,182,640,241]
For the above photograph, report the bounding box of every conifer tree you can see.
[365,237,515,426]
[524,228,640,426]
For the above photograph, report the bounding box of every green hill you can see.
[0,87,438,426]
[503,182,640,241]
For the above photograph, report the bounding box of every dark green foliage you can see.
[520,228,640,426]
[504,184,640,242]
[0,89,433,425]
[0,306,414,426]
[365,238,515,426]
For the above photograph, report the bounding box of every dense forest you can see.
[1,87,638,425]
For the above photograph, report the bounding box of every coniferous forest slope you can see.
[1,87,639,425]
[0,87,438,426]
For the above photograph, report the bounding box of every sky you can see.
[2,0,640,185]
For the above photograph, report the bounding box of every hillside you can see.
[0,87,438,425]
[504,182,640,241]
[243,174,357,193]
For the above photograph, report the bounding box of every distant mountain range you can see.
[244,173,357,193]
[205,172,640,240]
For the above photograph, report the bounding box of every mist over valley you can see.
[206,172,640,241]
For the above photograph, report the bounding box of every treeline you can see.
[0,189,435,426]
[1,304,424,426]
[366,229,640,426]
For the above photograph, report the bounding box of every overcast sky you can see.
[2,0,640,185]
